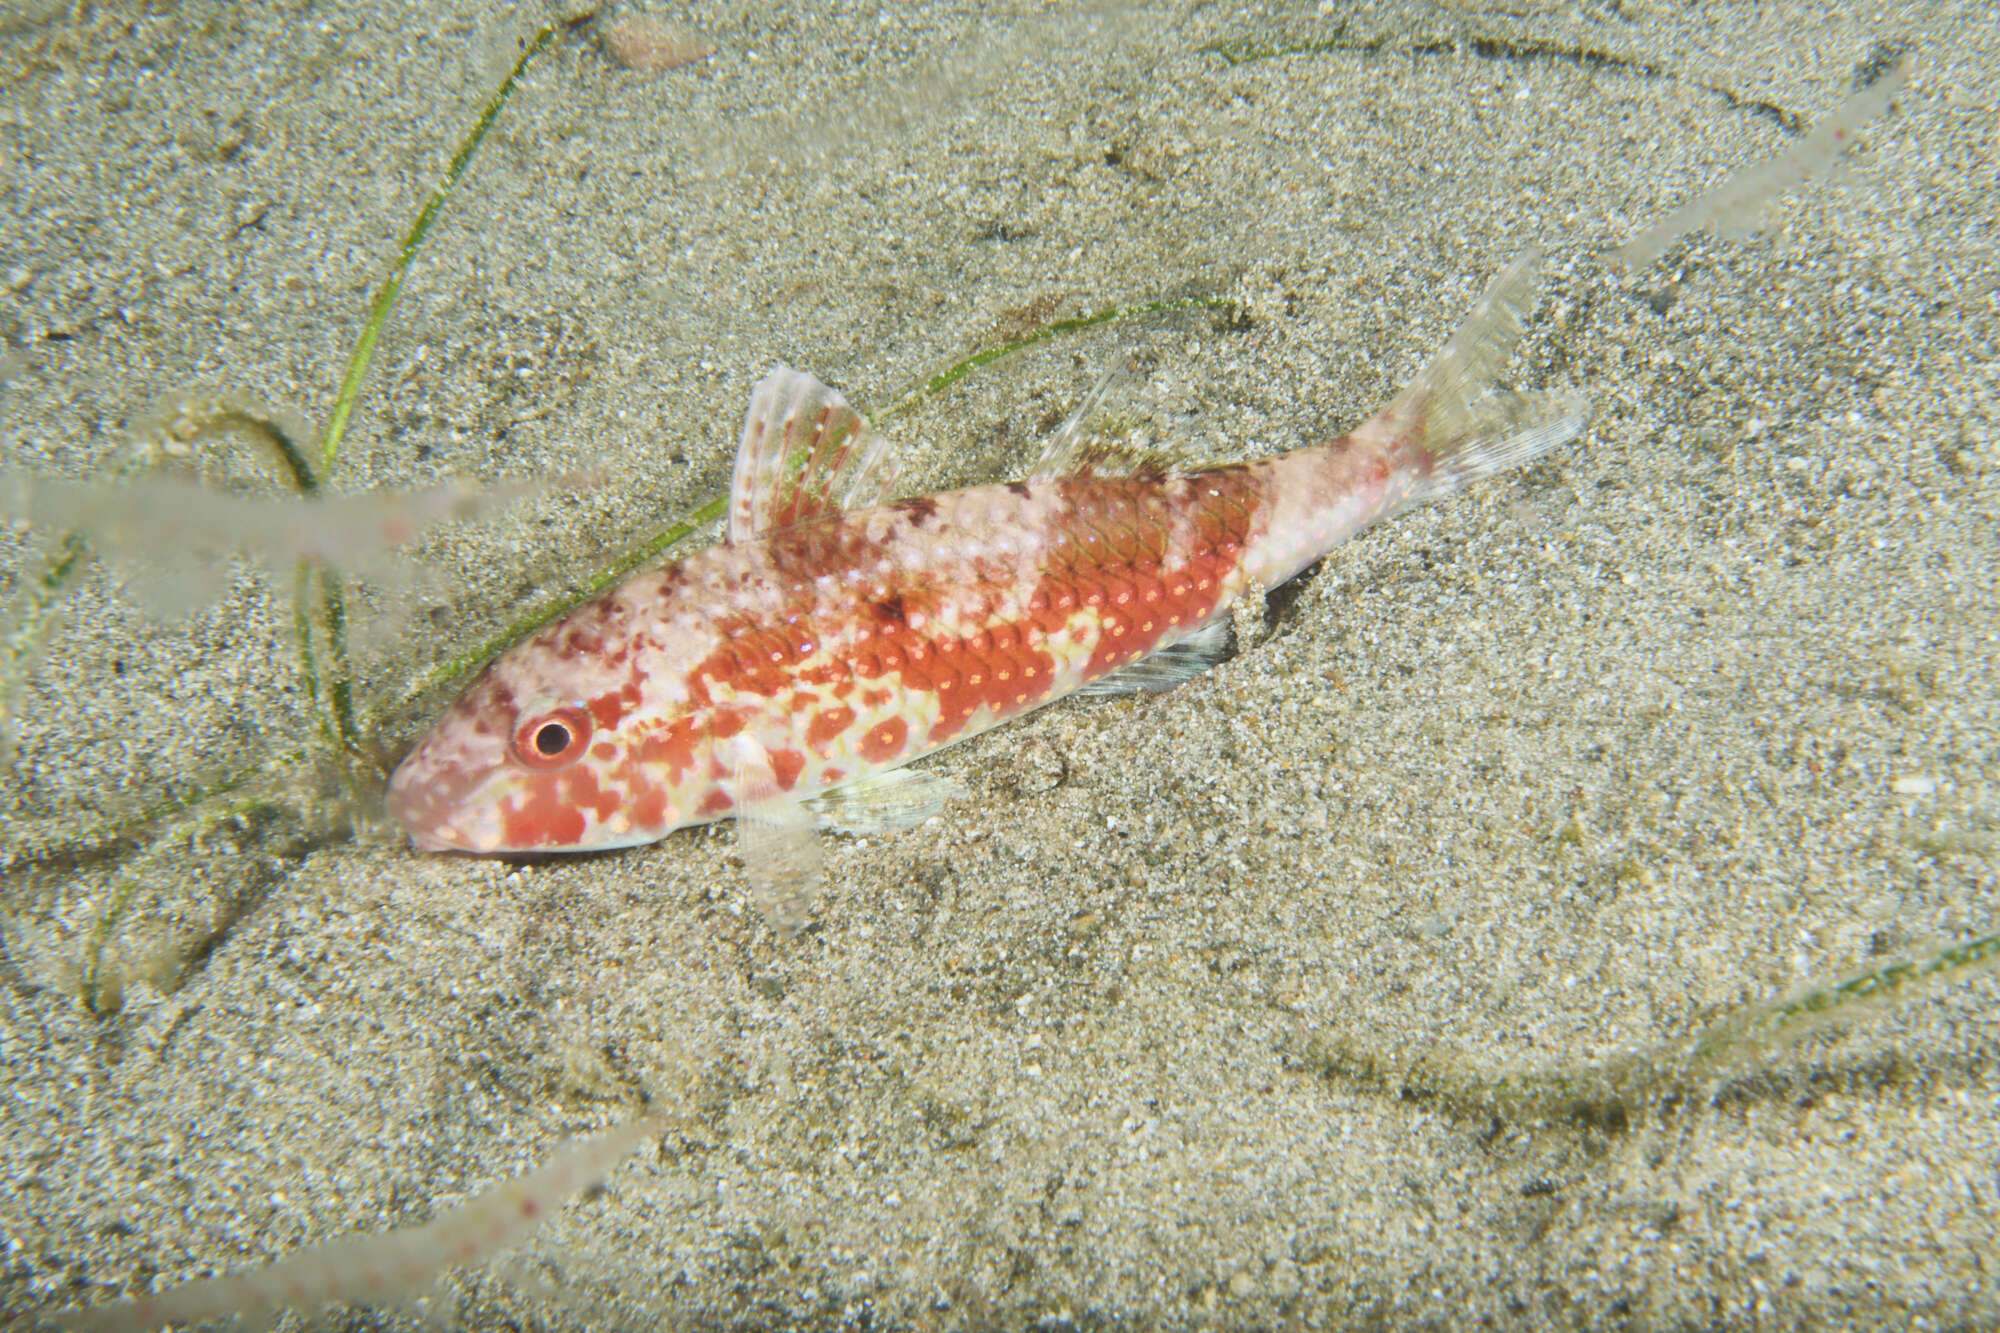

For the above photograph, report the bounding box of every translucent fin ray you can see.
[730,366,895,542]
[805,766,960,835]
[1389,247,1588,502]
[721,734,825,935]
[1078,618,1233,696]
[1029,354,1187,481]
[737,798,822,936]
[1030,360,1135,481]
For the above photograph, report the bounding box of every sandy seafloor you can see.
[1,0,1997,1328]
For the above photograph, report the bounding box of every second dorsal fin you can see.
[1029,356,1200,482]
[729,366,895,542]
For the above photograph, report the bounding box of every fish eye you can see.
[511,705,593,770]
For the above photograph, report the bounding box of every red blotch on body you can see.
[588,689,630,730]
[924,627,1061,745]
[690,630,789,703]
[500,776,588,848]
[799,660,849,688]
[770,747,806,790]
[807,705,856,749]
[638,715,702,783]
[559,628,604,659]
[562,764,623,824]
[630,782,670,830]
[1056,469,1258,686]
[859,716,909,764]
[889,641,941,693]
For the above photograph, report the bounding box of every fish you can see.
[386,249,1587,927]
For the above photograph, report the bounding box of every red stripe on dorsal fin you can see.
[729,366,896,542]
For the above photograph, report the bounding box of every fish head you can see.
[387,590,707,853]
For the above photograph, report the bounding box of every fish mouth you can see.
[403,824,474,853]
[384,748,500,853]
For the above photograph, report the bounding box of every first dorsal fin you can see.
[730,366,895,542]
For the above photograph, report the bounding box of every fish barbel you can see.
[387,250,1586,921]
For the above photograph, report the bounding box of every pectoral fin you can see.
[805,767,961,834]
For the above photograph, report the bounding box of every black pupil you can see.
[533,722,572,757]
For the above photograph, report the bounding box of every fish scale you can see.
[387,250,1586,911]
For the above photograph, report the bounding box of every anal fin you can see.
[1077,618,1233,697]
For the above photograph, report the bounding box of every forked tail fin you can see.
[1390,246,1588,502]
